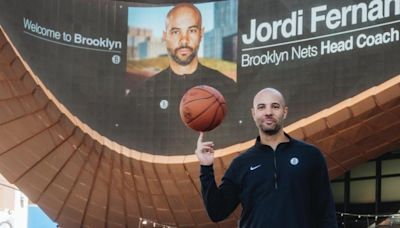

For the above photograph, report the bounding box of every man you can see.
[161,2,216,76]
[121,3,237,154]
[196,88,338,227]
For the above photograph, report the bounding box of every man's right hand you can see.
[195,132,215,166]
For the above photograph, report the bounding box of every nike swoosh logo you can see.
[250,165,261,171]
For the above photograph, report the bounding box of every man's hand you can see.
[195,132,215,166]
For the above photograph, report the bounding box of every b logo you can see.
[160,99,169,109]
[112,55,121,64]
[290,157,299,166]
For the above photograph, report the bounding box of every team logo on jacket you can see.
[290,157,299,166]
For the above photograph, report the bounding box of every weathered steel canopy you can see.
[0,26,399,227]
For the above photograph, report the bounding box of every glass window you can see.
[382,177,400,202]
[333,175,345,181]
[382,159,400,175]
[350,162,375,178]
[331,182,344,203]
[350,180,375,203]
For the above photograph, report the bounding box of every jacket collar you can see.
[254,132,293,150]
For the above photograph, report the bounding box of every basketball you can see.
[179,85,227,132]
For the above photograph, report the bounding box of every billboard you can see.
[0,0,399,155]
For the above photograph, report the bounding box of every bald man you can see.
[196,88,338,227]
[163,3,203,74]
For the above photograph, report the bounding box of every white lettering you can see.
[74,33,122,50]
[242,19,257,45]
[241,51,289,67]
[241,10,303,45]
[311,5,327,33]
[23,18,61,40]
[356,27,400,48]
[320,36,353,55]
[310,0,400,34]
[257,22,273,42]
[291,45,318,59]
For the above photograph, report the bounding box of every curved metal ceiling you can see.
[1,26,399,227]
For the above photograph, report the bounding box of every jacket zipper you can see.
[273,149,278,189]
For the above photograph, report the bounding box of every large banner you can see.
[1,0,399,155]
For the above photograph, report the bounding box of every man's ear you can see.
[283,106,288,119]
[201,27,205,37]
[251,108,255,120]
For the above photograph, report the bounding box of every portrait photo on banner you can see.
[125,0,238,89]
[118,0,241,155]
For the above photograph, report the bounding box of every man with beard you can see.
[148,3,234,90]
[122,3,237,154]
[196,88,338,227]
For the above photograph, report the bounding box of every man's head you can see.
[251,88,288,136]
[163,3,204,66]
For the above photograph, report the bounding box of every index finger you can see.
[197,132,204,145]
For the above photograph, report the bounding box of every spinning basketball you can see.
[179,85,227,132]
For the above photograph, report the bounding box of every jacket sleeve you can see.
[200,164,240,222]
[312,150,338,228]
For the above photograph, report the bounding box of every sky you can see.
[28,205,58,228]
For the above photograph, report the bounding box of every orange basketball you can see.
[179,85,227,132]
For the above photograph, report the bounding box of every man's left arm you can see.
[312,149,338,228]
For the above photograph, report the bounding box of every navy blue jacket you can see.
[200,134,338,227]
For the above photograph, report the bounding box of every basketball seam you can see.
[186,98,219,125]
[205,103,222,131]
[196,87,224,103]
[183,95,214,106]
